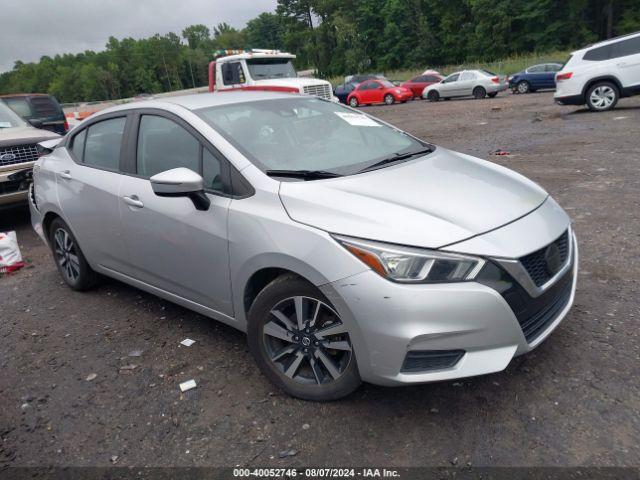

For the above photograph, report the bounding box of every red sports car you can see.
[347,79,413,107]
[401,73,444,99]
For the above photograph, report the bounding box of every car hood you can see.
[0,126,60,147]
[278,148,548,249]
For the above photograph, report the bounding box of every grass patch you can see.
[326,50,571,85]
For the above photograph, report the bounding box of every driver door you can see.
[439,73,460,96]
[118,111,234,316]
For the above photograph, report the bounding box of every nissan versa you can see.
[30,92,578,401]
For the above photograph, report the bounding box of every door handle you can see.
[123,195,144,208]
[59,170,72,180]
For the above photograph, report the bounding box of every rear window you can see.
[3,98,33,117]
[480,70,496,77]
[30,96,62,116]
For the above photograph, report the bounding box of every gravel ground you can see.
[1,91,639,468]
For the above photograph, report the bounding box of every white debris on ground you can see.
[179,379,197,392]
[180,338,196,347]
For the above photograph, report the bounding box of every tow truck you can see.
[208,49,335,101]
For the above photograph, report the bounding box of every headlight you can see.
[333,235,485,283]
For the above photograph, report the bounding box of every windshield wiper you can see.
[358,148,434,173]
[265,169,342,180]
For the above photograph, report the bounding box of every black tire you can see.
[488,92,498,98]
[473,86,486,99]
[586,81,619,112]
[247,274,361,401]
[48,218,100,291]
[384,94,395,105]
[348,96,359,108]
[516,80,530,94]
[427,90,439,102]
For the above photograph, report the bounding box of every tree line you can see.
[1,0,638,103]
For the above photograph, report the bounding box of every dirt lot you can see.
[1,91,639,469]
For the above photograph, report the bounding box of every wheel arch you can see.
[582,76,623,98]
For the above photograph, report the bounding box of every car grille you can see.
[0,144,39,167]
[401,350,465,373]
[519,230,570,287]
[303,83,332,100]
[518,279,573,342]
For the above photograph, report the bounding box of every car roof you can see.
[577,30,640,52]
[92,91,314,116]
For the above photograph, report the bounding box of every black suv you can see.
[0,94,68,135]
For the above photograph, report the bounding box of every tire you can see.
[384,94,395,105]
[427,90,439,102]
[586,81,619,112]
[473,86,487,99]
[48,218,100,291]
[488,92,498,98]
[247,274,361,401]
[516,81,530,94]
[348,96,359,108]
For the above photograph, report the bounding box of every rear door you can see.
[456,71,476,96]
[611,35,640,88]
[56,114,130,272]
[118,110,234,316]
[545,64,563,88]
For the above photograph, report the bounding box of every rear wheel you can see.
[517,80,530,94]
[473,86,486,99]
[348,96,359,108]
[384,94,395,105]
[247,274,361,401]
[48,218,100,291]
[427,90,440,102]
[586,81,619,112]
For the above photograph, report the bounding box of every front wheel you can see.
[516,81,530,94]
[427,90,439,102]
[586,81,619,112]
[247,275,361,401]
[348,96,359,108]
[384,94,395,105]
[473,86,486,99]
[48,218,100,291]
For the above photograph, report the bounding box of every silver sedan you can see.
[423,69,509,101]
[30,92,576,401]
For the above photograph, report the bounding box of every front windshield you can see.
[246,58,297,80]
[0,101,27,128]
[196,97,427,175]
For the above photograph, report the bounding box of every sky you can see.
[0,0,278,73]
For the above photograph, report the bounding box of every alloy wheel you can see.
[589,85,616,110]
[262,296,352,385]
[53,228,80,283]
[517,81,530,94]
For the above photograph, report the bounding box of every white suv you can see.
[554,31,640,111]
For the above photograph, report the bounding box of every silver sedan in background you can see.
[30,92,576,401]
[423,69,509,101]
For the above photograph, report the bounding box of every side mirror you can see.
[28,119,44,129]
[150,167,211,211]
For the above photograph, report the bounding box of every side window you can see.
[443,74,459,83]
[584,45,612,61]
[426,75,441,82]
[202,149,224,192]
[612,36,640,58]
[221,62,245,85]
[528,65,545,73]
[83,117,126,170]
[460,72,475,81]
[137,115,200,177]
[70,128,87,161]
[545,64,562,72]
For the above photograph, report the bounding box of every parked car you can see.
[30,91,577,401]
[347,79,413,107]
[1,93,68,135]
[334,75,385,104]
[401,73,443,98]
[509,63,563,93]
[554,31,640,111]
[422,70,508,101]
[0,102,59,209]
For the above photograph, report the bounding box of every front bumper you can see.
[321,233,578,386]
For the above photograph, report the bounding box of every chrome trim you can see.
[493,226,574,298]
